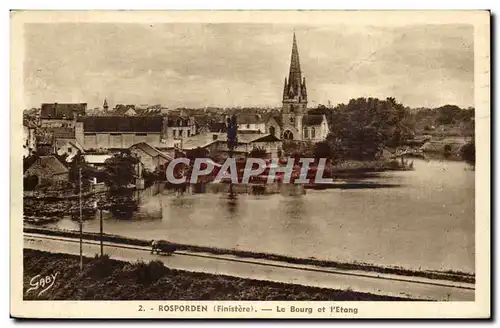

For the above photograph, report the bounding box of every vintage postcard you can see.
[10,10,490,319]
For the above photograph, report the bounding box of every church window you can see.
[311,127,316,139]
[188,130,191,137]
[304,128,309,139]
[246,124,250,128]
[289,116,294,124]
[283,130,293,140]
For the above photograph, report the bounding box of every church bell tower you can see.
[282,33,307,139]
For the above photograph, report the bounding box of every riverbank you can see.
[23,249,412,301]
[24,227,475,284]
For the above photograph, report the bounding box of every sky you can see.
[24,23,474,110]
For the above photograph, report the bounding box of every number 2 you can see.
[138,305,145,312]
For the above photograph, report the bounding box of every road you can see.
[24,233,474,301]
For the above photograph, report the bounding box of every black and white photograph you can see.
[10,10,490,319]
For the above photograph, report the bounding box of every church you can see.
[265,33,329,142]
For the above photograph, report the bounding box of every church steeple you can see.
[287,32,302,94]
[103,98,109,111]
[282,32,308,111]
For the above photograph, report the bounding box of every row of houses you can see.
[23,103,284,188]
[24,102,285,160]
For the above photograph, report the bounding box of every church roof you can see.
[302,114,324,126]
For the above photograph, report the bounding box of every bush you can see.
[86,254,116,278]
[135,260,169,284]
[460,141,475,166]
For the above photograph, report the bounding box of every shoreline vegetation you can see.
[22,157,412,220]
[23,249,415,301]
[24,227,475,284]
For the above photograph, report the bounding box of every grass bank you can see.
[25,227,475,284]
[23,249,412,301]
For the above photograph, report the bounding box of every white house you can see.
[55,138,85,162]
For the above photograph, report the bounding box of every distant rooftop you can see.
[41,103,87,120]
[83,116,163,133]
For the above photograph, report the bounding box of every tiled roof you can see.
[130,142,174,161]
[268,115,282,126]
[113,106,137,115]
[36,127,75,142]
[182,132,280,150]
[302,114,324,126]
[55,138,84,152]
[236,113,266,124]
[83,116,163,133]
[84,154,112,164]
[41,103,87,119]
[26,155,69,176]
[165,115,191,127]
[182,134,220,150]
[209,122,227,132]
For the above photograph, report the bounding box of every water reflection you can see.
[225,187,239,218]
[37,159,475,273]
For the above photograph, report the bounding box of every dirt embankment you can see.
[23,249,413,301]
[25,227,475,284]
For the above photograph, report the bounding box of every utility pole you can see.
[99,205,103,257]
[227,115,237,196]
[79,167,83,271]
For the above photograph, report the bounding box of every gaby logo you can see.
[26,272,59,297]
[165,157,333,184]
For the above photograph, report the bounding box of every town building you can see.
[79,116,164,151]
[182,132,282,160]
[129,142,174,172]
[236,113,267,133]
[40,103,86,128]
[84,154,113,168]
[23,120,37,158]
[55,138,85,162]
[24,155,69,186]
[264,33,329,141]
[162,114,197,142]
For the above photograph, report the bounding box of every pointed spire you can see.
[288,32,302,86]
[282,31,307,105]
[103,98,109,110]
[283,78,288,100]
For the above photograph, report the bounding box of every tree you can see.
[68,151,93,193]
[313,141,332,160]
[436,105,462,125]
[103,150,140,192]
[103,150,140,218]
[326,97,414,161]
[460,141,475,166]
